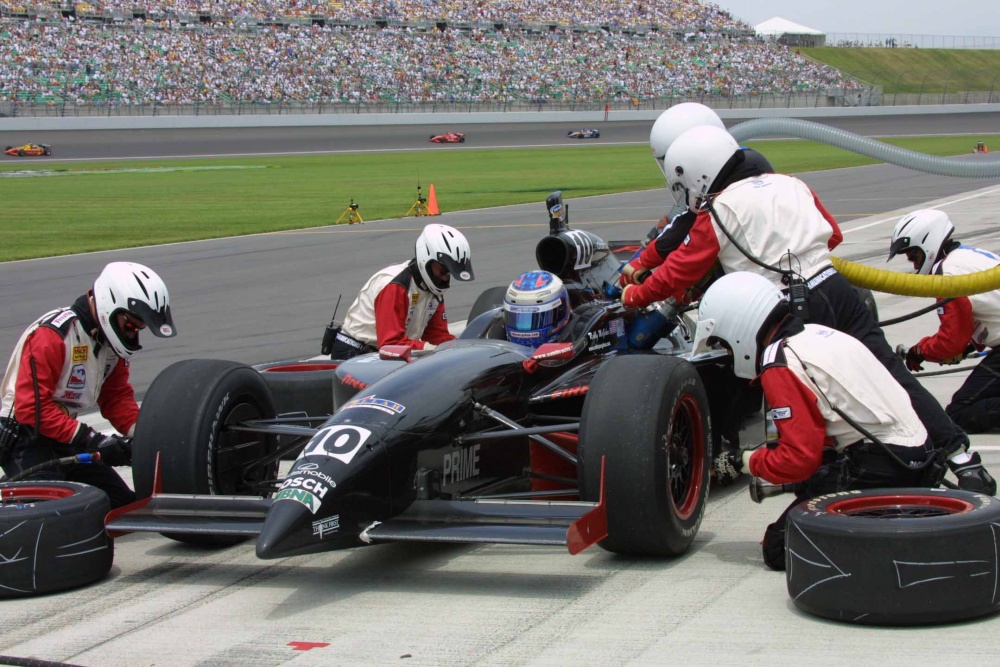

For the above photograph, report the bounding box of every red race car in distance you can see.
[429,132,466,144]
[4,143,51,157]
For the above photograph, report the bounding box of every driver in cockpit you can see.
[502,271,572,349]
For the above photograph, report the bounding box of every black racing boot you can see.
[949,452,997,495]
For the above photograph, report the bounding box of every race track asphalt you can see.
[2,114,1000,667]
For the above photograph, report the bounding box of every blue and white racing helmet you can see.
[503,271,571,349]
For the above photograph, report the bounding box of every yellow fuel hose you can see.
[832,256,1000,298]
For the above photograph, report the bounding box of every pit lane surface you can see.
[2,116,1000,666]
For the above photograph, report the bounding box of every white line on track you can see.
[844,185,1000,234]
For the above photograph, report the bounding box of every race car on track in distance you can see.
[89,191,761,570]
[567,129,600,139]
[4,142,51,156]
[429,131,466,143]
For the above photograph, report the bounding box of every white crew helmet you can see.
[887,209,955,275]
[691,272,787,379]
[93,262,176,359]
[664,125,741,211]
[415,224,474,297]
[649,103,726,186]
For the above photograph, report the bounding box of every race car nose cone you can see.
[256,498,316,560]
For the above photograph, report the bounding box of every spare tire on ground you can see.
[0,481,113,598]
[786,487,1000,625]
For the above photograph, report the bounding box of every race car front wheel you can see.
[133,359,279,546]
[787,488,1000,625]
[579,355,710,556]
[0,481,113,598]
[254,360,339,459]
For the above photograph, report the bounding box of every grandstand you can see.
[0,0,861,115]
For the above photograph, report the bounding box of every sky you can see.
[708,0,1000,37]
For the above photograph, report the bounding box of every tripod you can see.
[336,199,363,225]
[405,186,429,217]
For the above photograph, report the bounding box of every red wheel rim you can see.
[825,493,975,518]
[262,363,338,373]
[668,393,705,520]
[1,486,75,503]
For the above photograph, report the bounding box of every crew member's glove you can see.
[618,260,650,288]
[620,284,644,308]
[72,426,133,466]
[422,342,437,352]
[903,344,925,372]
[712,450,753,485]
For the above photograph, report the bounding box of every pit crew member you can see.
[698,272,938,570]
[621,124,983,486]
[889,210,1000,463]
[0,262,177,508]
[621,103,775,289]
[331,224,474,358]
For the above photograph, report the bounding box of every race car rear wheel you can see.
[133,359,279,546]
[579,355,710,556]
[786,488,1000,625]
[0,481,113,598]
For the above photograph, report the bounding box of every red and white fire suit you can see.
[749,323,927,485]
[625,173,843,307]
[339,261,454,351]
[0,305,138,444]
[917,246,1000,362]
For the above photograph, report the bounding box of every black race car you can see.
[105,192,756,563]
[567,129,600,139]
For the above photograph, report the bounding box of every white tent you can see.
[753,16,825,46]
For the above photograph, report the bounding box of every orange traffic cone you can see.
[427,183,440,216]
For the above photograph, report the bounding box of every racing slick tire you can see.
[254,360,339,459]
[467,286,509,321]
[786,488,1000,625]
[459,136,465,143]
[17,149,24,156]
[132,359,279,546]
[44,147,51,156]
[579,355,710,556]
[0,481,113,598]
[460,285,509,340]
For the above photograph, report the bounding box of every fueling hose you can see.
[724,117,1000,299]
[728,117,1000,179]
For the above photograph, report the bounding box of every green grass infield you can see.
[1,133,997,262]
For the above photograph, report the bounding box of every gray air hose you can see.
[729,118,1000,179]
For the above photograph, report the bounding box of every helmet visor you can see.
[436,253,474,282]
[127,297,176,338]
[504,301,563,332]
[886,236,912,262]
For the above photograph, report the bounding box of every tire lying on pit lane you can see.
[132,359,279,547]
[579,355,710,556]
[786,488,1000,625]
[0,481,113,598]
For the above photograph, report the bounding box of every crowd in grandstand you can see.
[0,0,860,108]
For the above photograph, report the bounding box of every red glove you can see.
[619,260,650,287]
[620,284,645,308]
